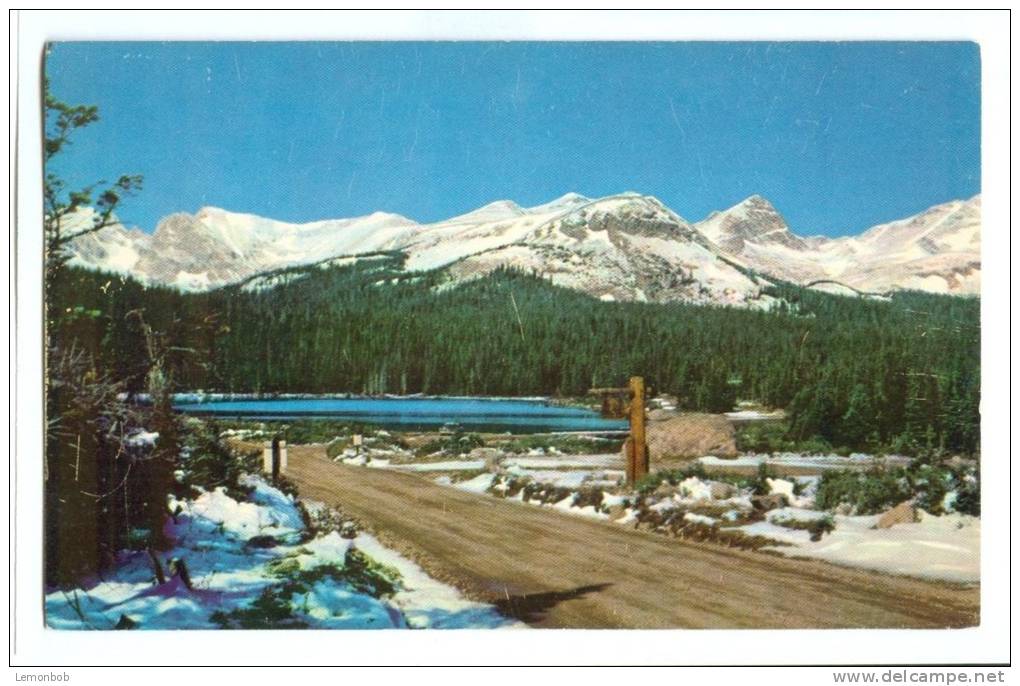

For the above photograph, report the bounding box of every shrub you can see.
[179,419,256,500]
[211,586,306,629]
[751,462,778,496]
[814,460,980,516]
[771,514,835,541]
[735,422,842,456]
[635,463,756,496]
[814,469,908,514]
[735,423,790,454]
[212,546,402,629]
[414,431,485,457]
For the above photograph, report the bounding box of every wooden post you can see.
[279,440,288,473]
[271,436,281,481]
[627,376,648,485]
[262,441,273,475]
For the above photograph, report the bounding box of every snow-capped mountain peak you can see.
[526,192,590,214]
[65,191,980,302]
[698,195,806,253]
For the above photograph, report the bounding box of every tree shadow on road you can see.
[494,583,612,624]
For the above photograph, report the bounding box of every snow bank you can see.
[397,460,485,472]
[699,452,912,470]
[765,507,831,524]
[46,475,519,630]
[678,476,714,501]
[453,473,497,494]
[684,512,719,526]
[746,511,980,583]
[353,535,520,629]
[505,467,594,489]
[502,454,619,469]
[178,476,304,540]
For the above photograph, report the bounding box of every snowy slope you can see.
[818,196,982,295]
[65,191,980,302]
[69,207,420,291]
[65,192,771,306]
[695,195,981,295]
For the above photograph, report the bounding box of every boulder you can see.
[875,501,918,529]
[709,481,735,500]
[640,413,738,461]
[245,534,279,549]
[751,493,788,511]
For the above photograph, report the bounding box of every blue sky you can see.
[45,41,980,237]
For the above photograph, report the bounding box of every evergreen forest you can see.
[52,253,981,457]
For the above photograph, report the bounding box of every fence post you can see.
[627,376,648,485]
[271,436,281,481]
[262,441,273,475]
[279,440,288,473]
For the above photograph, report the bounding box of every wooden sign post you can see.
[589,378,648,485]
[626,376,649,485]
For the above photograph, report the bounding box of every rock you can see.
[709,481,735,500]
[875,501,918,529]
[246,534,279,549]
[640,413,738,461]
[115,614,138,630]
[751,493,788,511]
[834,502,854,516]
[647,408,679,422]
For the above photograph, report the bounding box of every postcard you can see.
[13,10,1009,674]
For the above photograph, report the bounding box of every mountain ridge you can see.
[66,191,981,303]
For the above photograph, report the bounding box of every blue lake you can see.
[172,397,629,434]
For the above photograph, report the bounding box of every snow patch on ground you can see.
[758,511,980,583]
[398,460,486,472]
[46,475,517,630]
[352,534,520,629]
[453,473,497,493]
[699,452,912,470]
[502,454,619,469]
[684,512,719,526]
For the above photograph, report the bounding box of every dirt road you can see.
[286,446,979,629]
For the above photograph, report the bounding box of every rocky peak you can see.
[701,195,805,252]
